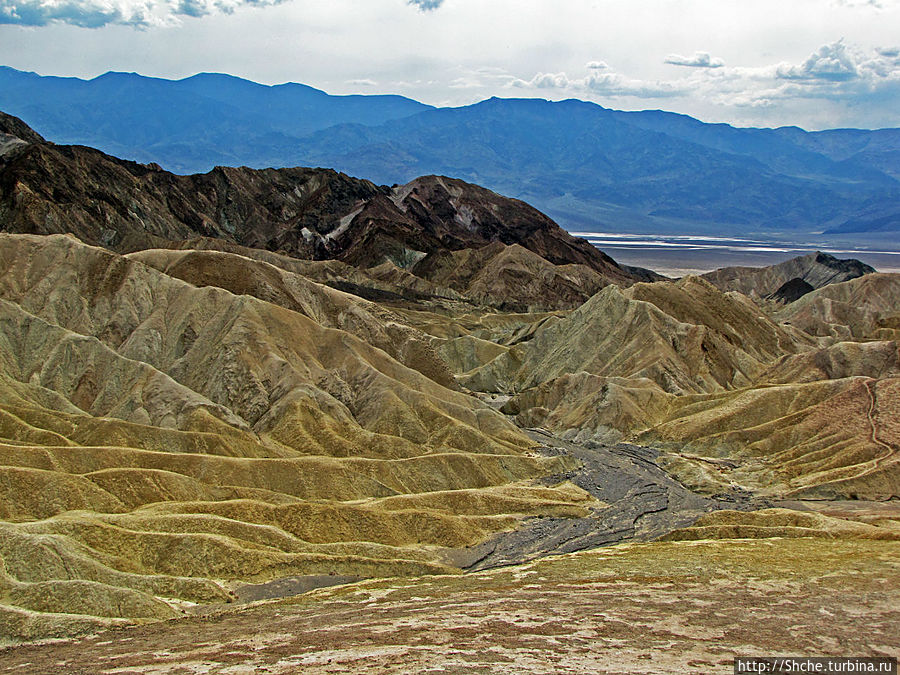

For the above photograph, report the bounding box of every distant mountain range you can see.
[2,66,899,239]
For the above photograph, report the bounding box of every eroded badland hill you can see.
[0,111,897,672]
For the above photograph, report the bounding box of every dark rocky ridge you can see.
[0,111,43,145]
[6,67,900,239]
[0,111,641,297]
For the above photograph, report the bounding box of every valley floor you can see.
[1,537,896,674]
[574,236,900,278]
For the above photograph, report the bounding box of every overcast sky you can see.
[1,0,899,130]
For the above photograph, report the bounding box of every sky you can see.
[1,0,899,130]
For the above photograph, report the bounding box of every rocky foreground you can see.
[1,534,898,674]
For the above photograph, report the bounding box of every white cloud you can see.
[776,40,859,81]
[583,69,687,98]
[664,51,724,68]
[0,0,151,26]
[522,72,570,89]
[446,66,517,91]
[505,40,900,126]
[773,41,900,93]
[696,40,900,120]
[0,0,283,26]
[511,63,688,99]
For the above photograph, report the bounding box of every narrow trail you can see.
[863,378,896,473]
[820,378,899,490]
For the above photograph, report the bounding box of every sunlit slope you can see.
[664,507,900,541]
[0,233,589,641]
[410,241,611,310]
[776,273,900,341]
[463,276,803,395]
[458,275,899,500]
[126,247,458,388]
[641,368,900,499]
[500,338,900,499]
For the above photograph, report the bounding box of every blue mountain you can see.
[2,66,898,238]
[0,67,431,168]
[293,98,900,236]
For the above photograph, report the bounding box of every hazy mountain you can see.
[293,98,900,236]
[0,67,431,172]
[2,67,898,238]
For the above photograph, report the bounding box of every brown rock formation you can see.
[0,112,643,311]
[702,251,875,299]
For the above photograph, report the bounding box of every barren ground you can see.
[1,538,897,674]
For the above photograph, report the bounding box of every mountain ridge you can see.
[2,66,898,239]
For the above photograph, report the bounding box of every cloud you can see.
[446,67,516,91]
[511,66,687,99]
[664,51,725,68]
[0,0,284,27]
[771,40,900,91]
[407,0,443,10]
[582,70,686,98]
[706,41,900,114]
[776,40,859,81]
[523,72,569,89]
[346,78,378,87]
[504,40,900,114]
[0,0,149,27]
